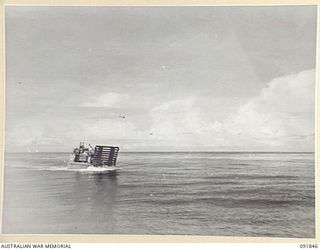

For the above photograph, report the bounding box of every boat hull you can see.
[67,162,92,169]
[67,161,118,171]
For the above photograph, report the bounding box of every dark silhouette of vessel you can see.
[68,142,120,171]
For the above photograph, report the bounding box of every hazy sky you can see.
[5,6,316,152]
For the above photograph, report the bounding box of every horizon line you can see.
[5,151,315,154]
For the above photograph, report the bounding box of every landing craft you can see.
[67,142,120,171]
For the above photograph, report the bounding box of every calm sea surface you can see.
[2,152,315,237]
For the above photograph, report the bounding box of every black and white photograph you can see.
[1,5,317,238]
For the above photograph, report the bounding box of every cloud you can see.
[225,69,315,146]
[148,69,315,151]
[152,98,202,136]
[82,92,129,108]
[5,69,315,152]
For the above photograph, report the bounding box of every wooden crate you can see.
[92,145,119,167]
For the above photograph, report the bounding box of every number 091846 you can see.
[300,244,318,248]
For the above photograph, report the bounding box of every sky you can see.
[5,6,317,152]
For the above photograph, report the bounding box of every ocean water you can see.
[2,152,315,237]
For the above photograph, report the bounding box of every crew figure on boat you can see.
[73,142,95,164]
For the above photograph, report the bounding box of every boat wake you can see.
[72,166,119,172]
[26,164,119,173]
